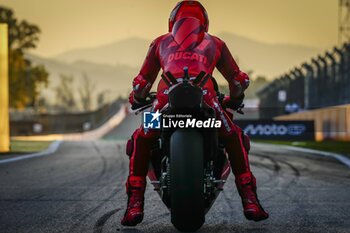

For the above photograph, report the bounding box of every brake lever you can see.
[131,93,156,112]
[236,104,245,115]
[135,104,153,115]
[217,92,225,105]
[131,103,144,110]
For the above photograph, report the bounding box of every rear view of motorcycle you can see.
[123,2,268,230]
[132,68,231,231]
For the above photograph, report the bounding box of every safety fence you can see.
[257,43,350,119]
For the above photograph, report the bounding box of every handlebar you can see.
[131,68,245,115]
[131,92,157,111]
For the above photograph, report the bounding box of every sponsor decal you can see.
[287,124,307,135]
[168,52,207,64]
[235,120,314,140]
[213,102,231,133]
[244,124,306,136]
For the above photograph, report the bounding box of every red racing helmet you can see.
[169,0,209,32]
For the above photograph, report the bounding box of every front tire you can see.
[170,130,204,232]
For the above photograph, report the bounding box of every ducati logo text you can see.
[168,52,207,64]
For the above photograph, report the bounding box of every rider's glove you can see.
[131,74,152,100]
[236,71,250,91]
[222,93,245,111]
[128,91,145,106]
[230,71,250,98]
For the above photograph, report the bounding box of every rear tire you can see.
[170,130,204,232]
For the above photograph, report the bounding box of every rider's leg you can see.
[206,94,268,221]
[222,124,268,221]
[121,127,159,226]
[121,93,167,226]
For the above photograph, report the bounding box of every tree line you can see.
[0,6,48,109]
[0,6,111,113]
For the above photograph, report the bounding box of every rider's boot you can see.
[121,175,146,226]
[235,172,269,221]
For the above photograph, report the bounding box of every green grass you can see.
[254,140,350,156]
[0,140,52,155]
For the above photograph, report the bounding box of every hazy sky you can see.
[1,0,338,57]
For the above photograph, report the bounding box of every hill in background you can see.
[26,53,138,109]
[218,32,321,78]
[29,33,323,107]
[54,37,149,68]
[53,32,322,79]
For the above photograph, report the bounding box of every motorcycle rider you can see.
[121,0,268,226]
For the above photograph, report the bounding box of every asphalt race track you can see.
[1,115,350,233]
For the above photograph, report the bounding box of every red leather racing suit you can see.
[128,18,251,178]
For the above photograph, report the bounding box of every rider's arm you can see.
[215,38,249,98]
[131,38,162,101]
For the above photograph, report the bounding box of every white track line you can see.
[0,140,62,164]
[284,146,350,169]
[253,142,350,169]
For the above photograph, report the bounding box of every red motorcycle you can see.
[132,68,232,232]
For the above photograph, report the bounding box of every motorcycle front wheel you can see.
[170,129,205,232]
